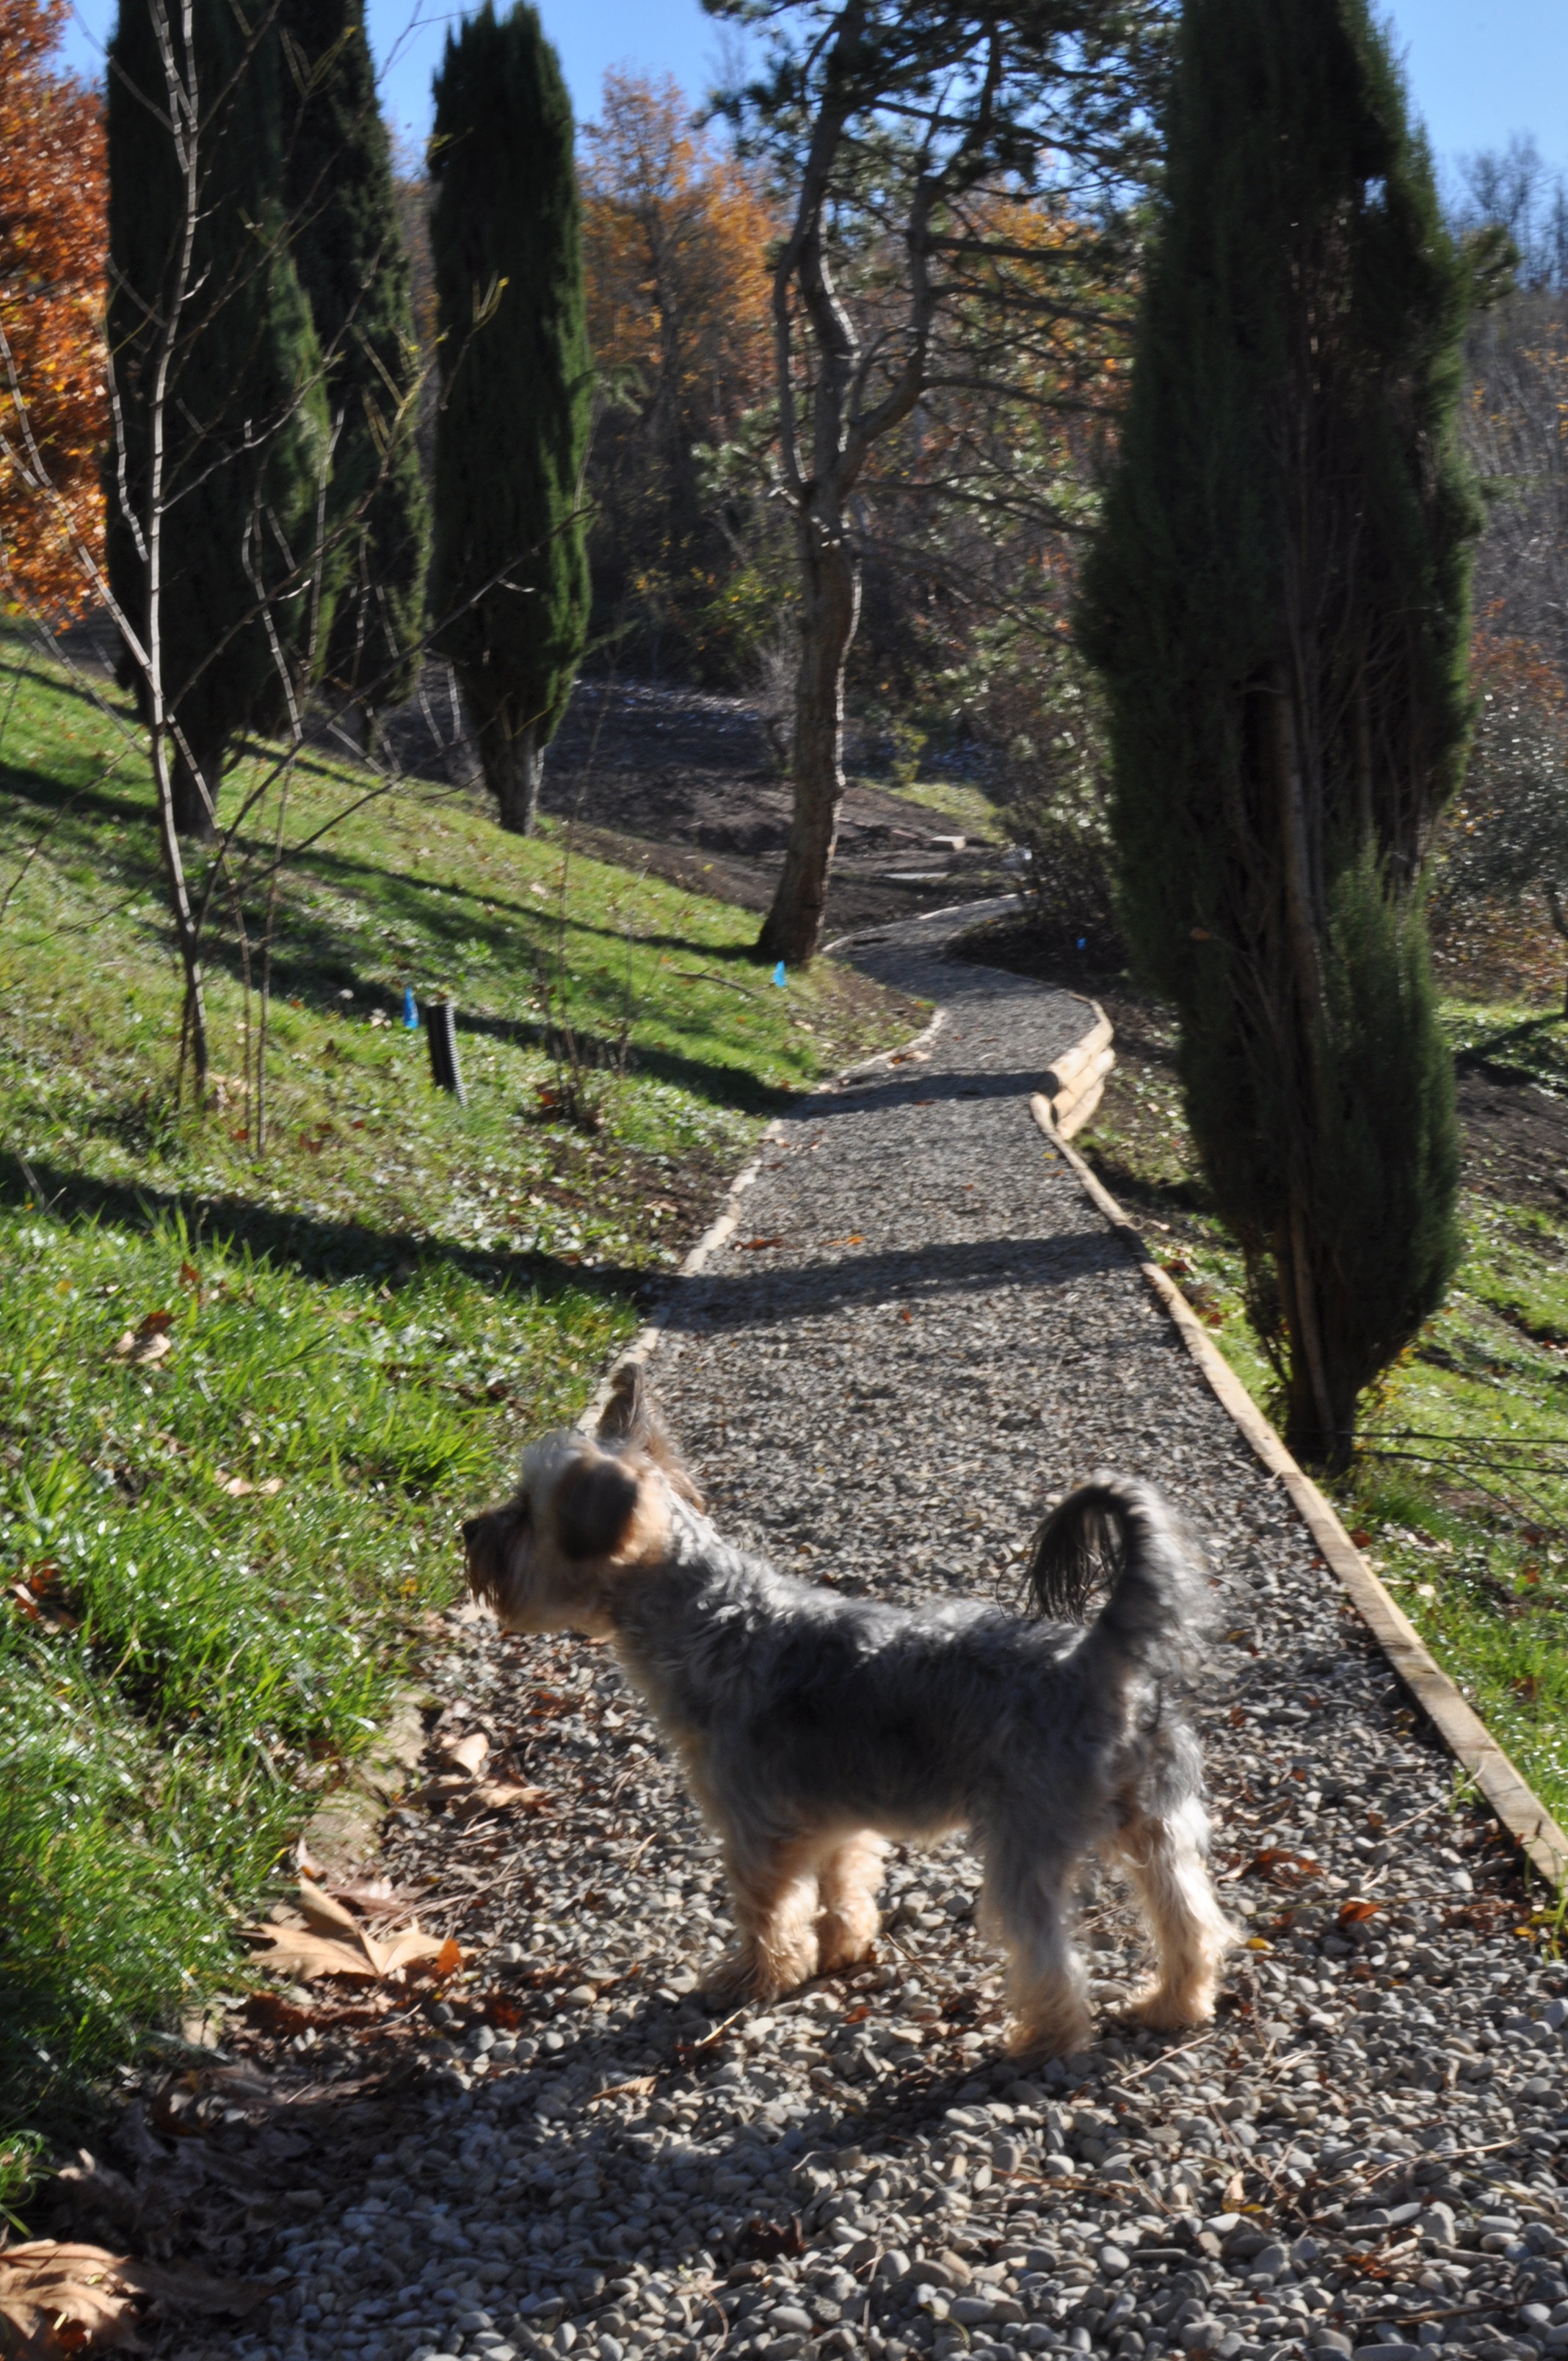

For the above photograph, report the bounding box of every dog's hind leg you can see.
[705,1829,823,2004]
[1111,1794,1235,2030]
[816,1831,888,1973]
[979,1837,1095,2060]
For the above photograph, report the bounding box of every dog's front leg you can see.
[705,1828,824,2003]
[816,1830,888,1973]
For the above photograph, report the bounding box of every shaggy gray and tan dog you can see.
[462,1368,1233,2058]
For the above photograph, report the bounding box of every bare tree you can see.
[707,0,1169,965]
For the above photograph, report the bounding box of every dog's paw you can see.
[1005,2008,1095,2063]
[701,1949,780,2006]
[1127,1980,1216,2031]
[815,1920,878,1976]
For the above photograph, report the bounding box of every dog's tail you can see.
[1020,1474,1206,1682]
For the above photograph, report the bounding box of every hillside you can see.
[0,623,917,2153]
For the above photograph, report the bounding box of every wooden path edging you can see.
[1028,1067,1568,1894]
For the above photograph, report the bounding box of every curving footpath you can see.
[240,910,1568,2361]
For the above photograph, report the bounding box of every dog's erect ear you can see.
[597,1363,650,1449]
[555,1450,642,1561]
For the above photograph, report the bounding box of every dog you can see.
[461,1366,1235,2058]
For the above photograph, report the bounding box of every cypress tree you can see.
[278,0,429,741]
[1077,0,1478,1470]
[106,0,333,838]
[429,1,590,835]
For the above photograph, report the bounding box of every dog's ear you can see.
[597,1363,650,1448]
[554,1449,642,1561]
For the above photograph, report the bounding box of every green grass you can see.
[0,625,913,2147]
[877,774,1006,844]
[1076,987,1568,1849]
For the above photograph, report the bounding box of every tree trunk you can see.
[468,691,543,835]
[1277,1200,1352,1472]
[172,736,222,840]
[758,522,860,966]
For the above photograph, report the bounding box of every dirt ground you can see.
[385,672,1017,940]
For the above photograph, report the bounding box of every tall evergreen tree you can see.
[279,0,429,741]
[106,0,333,838]
[1078,0,1479,1469]
[429,0,590,835]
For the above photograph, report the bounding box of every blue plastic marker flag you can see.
[402,986,419,1029]
[1077,937,1086,951]
[772,960,787,988]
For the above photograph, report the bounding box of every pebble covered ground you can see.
[202,912,1568,2361]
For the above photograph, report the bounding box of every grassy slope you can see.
[1073,982,1568,1846]
[0,628,915,2141]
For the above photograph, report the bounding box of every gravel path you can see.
[231,911,1568,2361]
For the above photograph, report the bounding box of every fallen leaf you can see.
[1223,2169,1247,2205]
[113,1317,173,1366]
[590,2074,657,2108]
[247,1926,382,1981]
[1338,1898,1382,1926]
[0,2240,140,2354]
[1226,1846,1320,1885]
[440,1730,490,1777]
[738,1236,786,1251]
[738,2215,806,2262]
[221,1474,254,1496]
[0,2241,266,2357]
[432,1937,462,1979]
[178,1261,201,1292]
[381,1926,448,1973]
[471,1780,548,1812]
[297,1879,372,1945]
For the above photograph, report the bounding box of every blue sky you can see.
[58,0,1568,179]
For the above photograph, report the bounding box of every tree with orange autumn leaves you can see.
[578,72,777,666]
[0,0,106,621]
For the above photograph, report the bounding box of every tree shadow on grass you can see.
[1,1156,647,1308]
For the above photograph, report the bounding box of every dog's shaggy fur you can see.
[462,1368,1234,2057]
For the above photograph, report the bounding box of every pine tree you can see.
[279,0,429,741]
[1078,0,1478,1470]
[106,0,332,839]
[429,0,590,835]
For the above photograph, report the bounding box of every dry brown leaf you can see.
[246,1926,382,1982]
[0,2239,137,2355]
[296,1880,372,1947]
[219,1473,253,1496]
[380,1925,446,1973]
[471,1780,548,1813]
[113,1324,171,1367]
[432,1937,462,1979]
[0,2240,266,2357]
[440,1730,490,1777]
[248,1902,451,1984]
